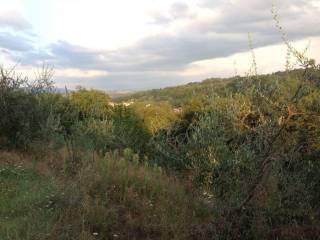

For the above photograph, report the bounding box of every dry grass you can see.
[51,152,212,240]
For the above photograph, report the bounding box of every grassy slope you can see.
[0,151,210,240]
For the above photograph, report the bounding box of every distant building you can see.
[123,101,134,107]
[108,101,134,107]
[173,108,182,114]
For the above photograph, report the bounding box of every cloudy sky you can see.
[0,0,320,90]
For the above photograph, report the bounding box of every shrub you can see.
[70,87,112,119]
[150,57,320,238]
[0,67,54,149]
[111,105,151,153]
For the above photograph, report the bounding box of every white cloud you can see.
[54,68,109,78]
[182,37,320,78]
[0,0,320,90]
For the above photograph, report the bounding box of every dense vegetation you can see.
[115,77,232,107]
[1,23,320,239]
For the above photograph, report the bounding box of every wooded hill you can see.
[114,69,306,107]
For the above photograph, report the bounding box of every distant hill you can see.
[114,69,306,107]
[114,77,234,106]
[108,90,136,99]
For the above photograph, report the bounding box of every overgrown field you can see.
[1,23,320,239]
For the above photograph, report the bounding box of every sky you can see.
[0,0,320,91]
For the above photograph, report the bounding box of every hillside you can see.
[114,69,305,106]
[1,1,320,239]
[1,55,320,239]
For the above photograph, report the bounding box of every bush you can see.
[111,105,151,153]
[70,87,112,119]
[150,65,320,238]
[0,67,54,149]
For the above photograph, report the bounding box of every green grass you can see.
[0,154,213,240]
[0,166,59,240]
